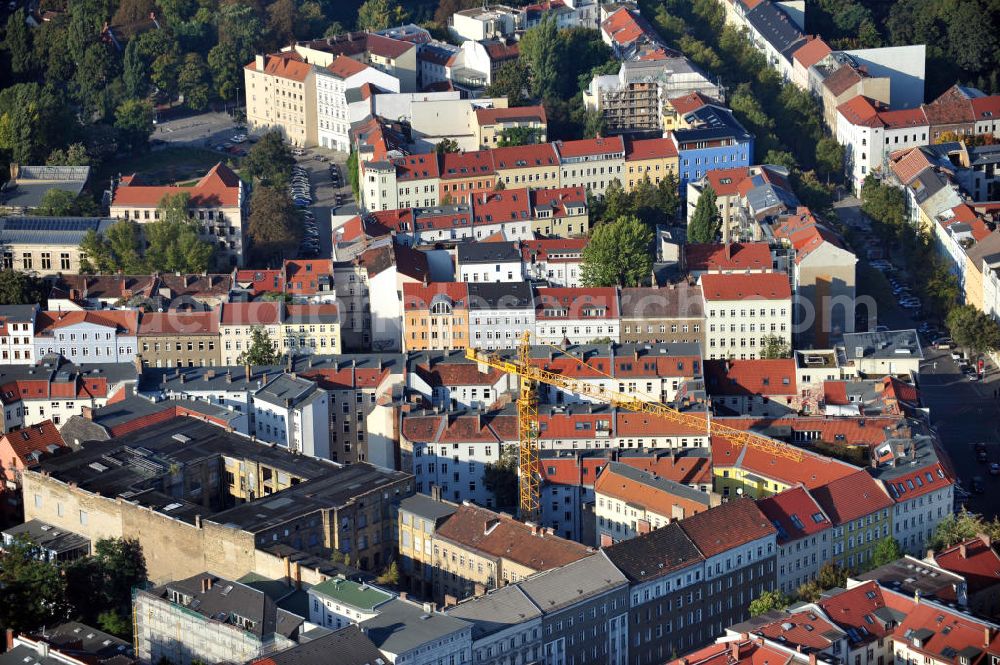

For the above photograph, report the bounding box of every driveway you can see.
[293,149,357,260]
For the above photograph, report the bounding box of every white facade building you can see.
[317,57,400,152]
[252,374,330,459]
[701,273,792,360]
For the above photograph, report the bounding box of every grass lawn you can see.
[95,147,238,187]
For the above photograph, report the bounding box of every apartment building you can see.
[492,143,561,189]
[474,105,547,148]
[528,186,589,237]
[109,163,248,268]
[405,349,515,411]
[520,237,587,286]
[362,152,443,212]
[533,287,620,345]
[0,305,38,365]
[316,56,401,151]
[756,486,833,595]
[439,150,497,206]
[280,303,342,355]
[244,52,315,147]
[134,573,303,665]
[397,495,593,604]
[595,461,717,544]
[555,136,626,197]
[624,137,679,191]
[219,302,284,365]
[684,242,773,279]
[0,216,116,277]
[673,105,755,188]
[33,310,138,365]
[403,282,471,352]
[810,470,893,571]
[137,311,221,368]
[704,359,800,417]
[456,242,521,283]
[467,281,536,350]
[701,272,792,360]
[252,373,330,458]
[0,420,69,524]
[618,285,706,346]
[307,576,394,630]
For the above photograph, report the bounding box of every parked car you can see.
[291,148,305,156]
[951,350,964,361]
[991,463,1000,476]
[933,337,954,349]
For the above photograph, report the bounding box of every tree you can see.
[4,9,35,77]
[37,189,83,216]
[151,52,181,97]
[123,38,149,99]
[0,536,69,633]
[927,510,1000,550]
[47,143,92,166]
[218,3,265,65]
[114,98,155,153]
[0,83,75,163]
[497,127,542,147]
[815,137,846,183]
[242,131,295,185]
[356,0,409,32]
[98,611,132,639]
[376,561,400,586]
[946,305,1000,356]
[346,150,361,201]
[871,536,904,568]
[582,109,607,140]
[144,193,214,273]
[657,172,681,223]
[687,186,722,243]
[435,138,460,154]
[749,590,790,616]
[815,562,848,588]
[761,334,791,359]
[65,538,147,633]
[178,53,212,111]
[581,215,653,287]
[324,21,347,38]
[80,220,145,274]
[238,327,281,366]
[483,444,519,509]
[519,17,562,99]
[207,43,240,102]
[764,150,798,173]
[0,270,47,304]
[485,61,529,107]
[248,186,302,263]
[267,0,298,46]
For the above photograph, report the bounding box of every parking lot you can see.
[153,111,247,155]
[291,150,357,259]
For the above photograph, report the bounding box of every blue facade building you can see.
[672,105,755,190]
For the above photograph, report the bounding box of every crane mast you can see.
[466,334,804,517]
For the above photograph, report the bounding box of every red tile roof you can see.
[824,65,866,97]
[772,208,847,264]
[594,463,710,518]
[365,33,415,59]
[403,282,470,311]
[35,310,139,336]
[234,269,285,295]
[439,150,496,180]
[472,189,531,225]
[666,638,797,665]
[879,107,928,129]
[792,37,831,68]
[700,272,791,301]
[435,503,593,570]
[112,162,241,208]
[889,147,934,185]
[327,54,369,78]
[520,237,587,263]
[245,52,313,82]
[0,421,68,470]
[932,536,1000,594]
[809,469,892,524]
[922,85,976,126]
[972,95,1000,121]
[891,601,992,665]
[555,136,624,159]
[491,143,559,169]
[837,95,883,128]
[393,153,441,182]
[482,40,519,61]
[678,498,775,557]
[474,105,547,126]
[668,91,715,115]
[711,432,859,489]
[138,311,218,335]
[412,357,505,388]
[528,186,587,219]
[535,287,619,319]
[704,359,798,396]
[756,609,842,651]
[757,486,830,544]
[817,581,907,646]
[702,167,751,196]
[220,301,283,326]
[625,137,678,161]
[685,242,772,272]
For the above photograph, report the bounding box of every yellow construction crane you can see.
[466,332,804,519]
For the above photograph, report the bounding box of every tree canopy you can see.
[870,537,904,568]
[0,270,47,306]
[749,590,791,616]
[688,186,722,244]
[248,186,303,264]
[242,131,295,186]
[928,510,1000,550]
[581,215,654,287]
[946,305,1000,356]
[238,327,281,366]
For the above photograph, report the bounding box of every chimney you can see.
[81,406,93,421]
[5,629,14,651]
[201,576,213,593]
[809,654,817,665]
[255,54,265,70]
[729,641,740,661]
[133,355,144,376]
[226,371,233,384]
[398,591,408,601]
[960,542,968,559]
[204,369,215,381]
[980,533,992,548]
[431,484,442,501]
[985,627,993,648]
[245,364,251,381]
[179,372,186,384]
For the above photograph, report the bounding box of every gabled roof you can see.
[711,431,859,489]
[556,136,625,159]
[704,359,798,396]
[625,136,678,161]
[491,143,559,170]
[889,147,934,186]
[111,162,241,208]
[220,301,283,326]
[837,95,883,128]
[932,536,1000,593]
[668,91,715,115]
[0,420,68,466]
[700,272,791,301]
[685,242,772,272]
[138,311,218,335]
[439,150,496,180]
[792,37,831,68]
[677,498,775,557]
[246,52,313,82]
[595,461,712,517]
[402,282,470,311]
[757,486,830,544]
[604,521,704,581]
[701,167,751,196]
[818,581,910,646]
[327,54,369,79]
[535,287,619,319]
[808,469,892,524]
[474,105,547,126]
[35,310,139,336]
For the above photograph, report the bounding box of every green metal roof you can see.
[310,577,392,611]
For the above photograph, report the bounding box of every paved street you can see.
[833,201,1000,519]
[295,149,357,260]
[154,111,243,148]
